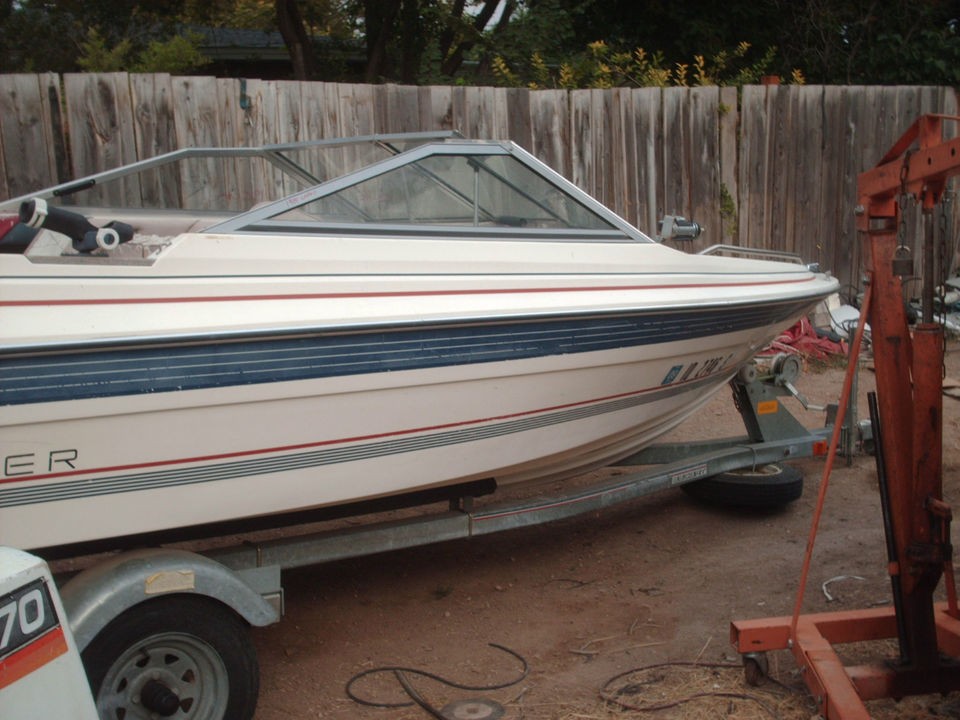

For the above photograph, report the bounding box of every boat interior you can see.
[0,131,642,263]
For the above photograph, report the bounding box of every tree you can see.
[276,0,318,79]
[362,0,402,81]
[438,0,516,77]
[771,0,960,84]
[0,0,197,73]
[352,0,525,84]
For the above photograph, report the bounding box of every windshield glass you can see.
[270,152,617,230]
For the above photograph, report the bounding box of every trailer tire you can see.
[82,594,258,720]
[681,463,803,508]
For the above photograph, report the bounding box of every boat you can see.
[0,132,838,552]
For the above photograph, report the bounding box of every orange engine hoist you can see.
[732,114,960,719]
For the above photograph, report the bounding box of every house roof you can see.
[193,26,291,61]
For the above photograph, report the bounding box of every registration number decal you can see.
[661,354,735,386]
[0,579,67,689]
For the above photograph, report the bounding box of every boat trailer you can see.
[732,114,960,718]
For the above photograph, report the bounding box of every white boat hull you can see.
[1,304,805,549]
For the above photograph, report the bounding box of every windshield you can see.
[266,151,617,231]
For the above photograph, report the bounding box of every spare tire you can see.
[681,463,803,508]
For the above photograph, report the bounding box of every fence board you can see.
[506,87,532,152]
[298,81,329,182]
[815,86,852,291]
[738,85,769,249]
[170,75,230,210]
[790,87,824,267]
[569,89,594,195]
[378,84,421,134]
[245,78,285,202]
[275,81,304,144]
[128,73,178,208]
[63,73,140,207]
[618,88,639,230]
[687,86,720,253]
[718,86,738,245]
[492,87,511,142]
[339,83,375,139]
[0,80,9,199]
[213,78,248,209]
[338,84,377,177]
[0,74,62,200]
[934,89,960,287]
[631,87,661,237]
[418,85,453,131]
[452,86,506,141]
[770,85,793,253]
[594,88,614,211]
[316,82,349,180]
[529,89,568,180]
[661,87,686,223]
[273,80,307,196]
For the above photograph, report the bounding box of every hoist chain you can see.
[939,196,949,309]
[898,151,912,252]
[939,195,950,379]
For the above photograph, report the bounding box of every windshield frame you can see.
[206,140,650,243]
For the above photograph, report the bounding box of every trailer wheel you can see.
[82,595,258,720]
[682,463,803,508]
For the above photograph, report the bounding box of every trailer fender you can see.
[58,547,280,650]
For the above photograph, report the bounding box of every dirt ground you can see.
[251,341,960,720]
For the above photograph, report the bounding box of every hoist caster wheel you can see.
[743,652,769,687]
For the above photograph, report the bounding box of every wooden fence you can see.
[1,73,958,291]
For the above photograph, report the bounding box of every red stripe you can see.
[0,627,68,690]
[0,278,812,307]
[1,370,720,487]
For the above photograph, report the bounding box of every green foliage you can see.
[477,0,577,86]
[482,0,576,67]
[132,32,212,74]
[698,42,780,86]
[719,183,737,239]
[493,39,794,89]
[77,28,210,74]
[529,52,550,90]
[491,56,521,87]
[77,29,134,73]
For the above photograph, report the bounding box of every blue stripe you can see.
[0,301,805,406]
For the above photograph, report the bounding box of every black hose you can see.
[19,198,133,253]
[600,661,785,717]
[345,643,527,711]
[868,390,910,662]
[21,198,96,236]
